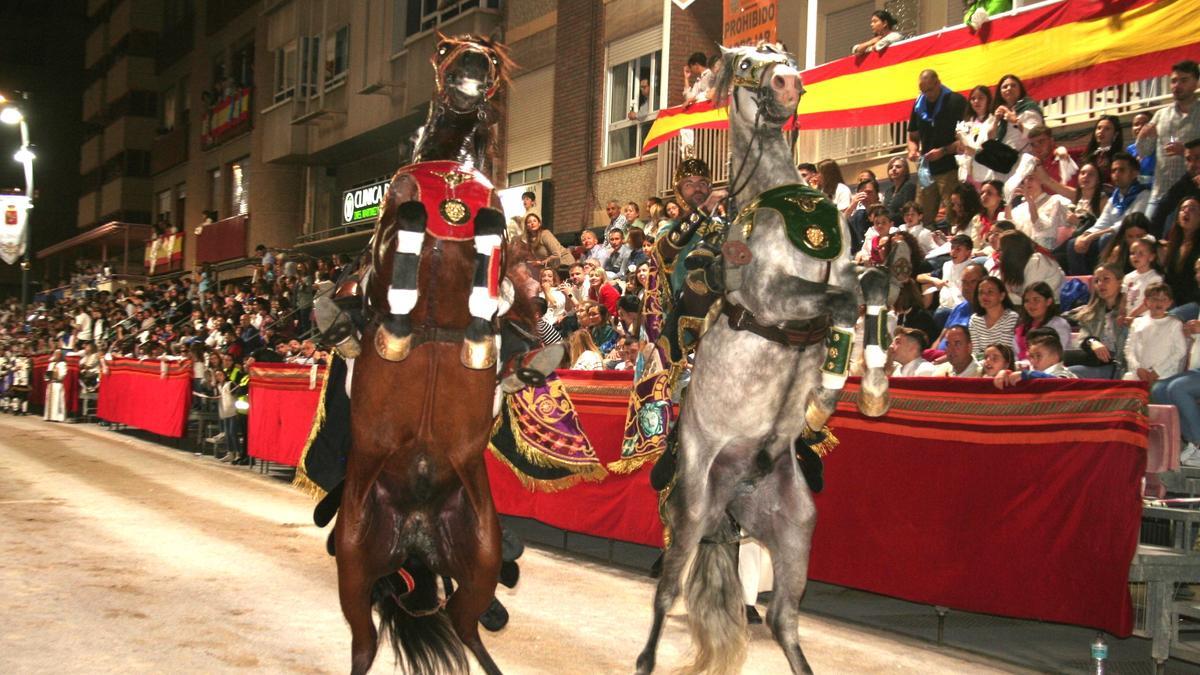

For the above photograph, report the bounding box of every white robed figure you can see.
[43,350,67,422]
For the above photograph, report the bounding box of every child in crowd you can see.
[980,342,1015,378]
[1014,282,1071,361]
[1124,283,1187,383]
[919,234,974,326]
[899,202,936,257]
[994,328,1077,388]
[854,205,896,265]
[1122,236,1164,321]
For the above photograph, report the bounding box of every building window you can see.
[156,189,173,226]
[326,26,349,88]
[160,84,177,132]
[208,167,221,215]
[403,0,501,38]
[274,42,297,103]
[506,163,551,187]
[230,158,249,216]
[300,36,321,98]
[605,49,662,165]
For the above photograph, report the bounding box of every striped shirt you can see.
[968,309,1019,359]
[538,319,563,345]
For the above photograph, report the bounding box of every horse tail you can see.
[682,515,748,674]
[371,574,467,675]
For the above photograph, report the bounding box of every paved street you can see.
[0,415,1012,673]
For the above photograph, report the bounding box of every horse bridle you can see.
[431,38,502,113]
[724,45,801,205]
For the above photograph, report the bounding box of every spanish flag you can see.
[643,0,1200,152]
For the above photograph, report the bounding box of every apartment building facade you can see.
[64,0,1115,271]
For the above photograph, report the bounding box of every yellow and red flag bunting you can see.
[643,0,1200,152]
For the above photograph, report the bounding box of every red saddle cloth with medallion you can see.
[392,160,496,241]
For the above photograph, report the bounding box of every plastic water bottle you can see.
[917,157,934,188]
[1091,632,1108,674]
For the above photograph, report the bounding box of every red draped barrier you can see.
[486,370,664,547]
[97,358,192,437]
[809,377,1147,637]
[247,364,1145,633]
[247,362,326,466]
[30,355,81,414]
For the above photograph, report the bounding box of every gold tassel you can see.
[486,444,603,493]
[607,450,665,475]
[810,425,840,457]
[292,354,335,500]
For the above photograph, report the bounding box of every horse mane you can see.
[712,48,740,106]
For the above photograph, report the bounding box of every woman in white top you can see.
[1006,172,1072,251]
[996,230,1064,305]
[538,268,569,326]
[989,74,1044,155]
[816,159,854,212]
[567,329,604,370]
[957,85,999,185]
[851,10,903,55]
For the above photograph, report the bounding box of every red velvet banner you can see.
[30,354,81,414]
[96,358,192,438]
[247,363,326,466]
[485,369,664,547]
[810,377,1147,637]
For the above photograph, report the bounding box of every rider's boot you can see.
[461,212,505,370]
[376,204,427,362]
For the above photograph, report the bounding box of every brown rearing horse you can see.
[335,35,525,675]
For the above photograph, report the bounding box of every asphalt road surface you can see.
[0,415,1014,673]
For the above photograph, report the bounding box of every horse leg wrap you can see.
[862,305,889,370]
[462,228,503,370]
[377,228,426,362]
[858,305,892,417]
[820,327,853,390]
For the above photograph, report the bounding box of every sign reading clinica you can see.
[342,180,391,225]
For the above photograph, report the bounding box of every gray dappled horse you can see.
[635,44,891,675]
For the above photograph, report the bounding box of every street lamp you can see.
[0,94,33,309]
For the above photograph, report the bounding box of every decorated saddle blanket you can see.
[393,160,496,241]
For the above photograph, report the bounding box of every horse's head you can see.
[431,34,511,114]
[714,43,803,126]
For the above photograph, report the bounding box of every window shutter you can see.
[824,2,875,64]
[607,27,663,67]
[506,67,555,172]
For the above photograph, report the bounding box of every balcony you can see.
[194,214,247,264]
[144,232,184,275]
[151,122,190,174]
[201,87,252,150]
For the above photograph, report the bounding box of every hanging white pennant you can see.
[0,195,29,265]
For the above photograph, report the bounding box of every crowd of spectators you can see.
[0,245,347,462]
[2,30,1198,465]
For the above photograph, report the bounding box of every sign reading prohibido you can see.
[723,0,778,48]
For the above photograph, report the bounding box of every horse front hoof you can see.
[462,318,497,370]
[858,392,891,418]
[335,334,362,359]
[635,652,656,674]
[374,323,412,362]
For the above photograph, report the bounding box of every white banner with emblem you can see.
[0,195,30,265]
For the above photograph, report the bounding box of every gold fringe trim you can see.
[488,397,609,492]
[292,353,335,501]
[487,443,603,493]
[607,449,664,475]
[810,425,840,457]
[291,470,327,500]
